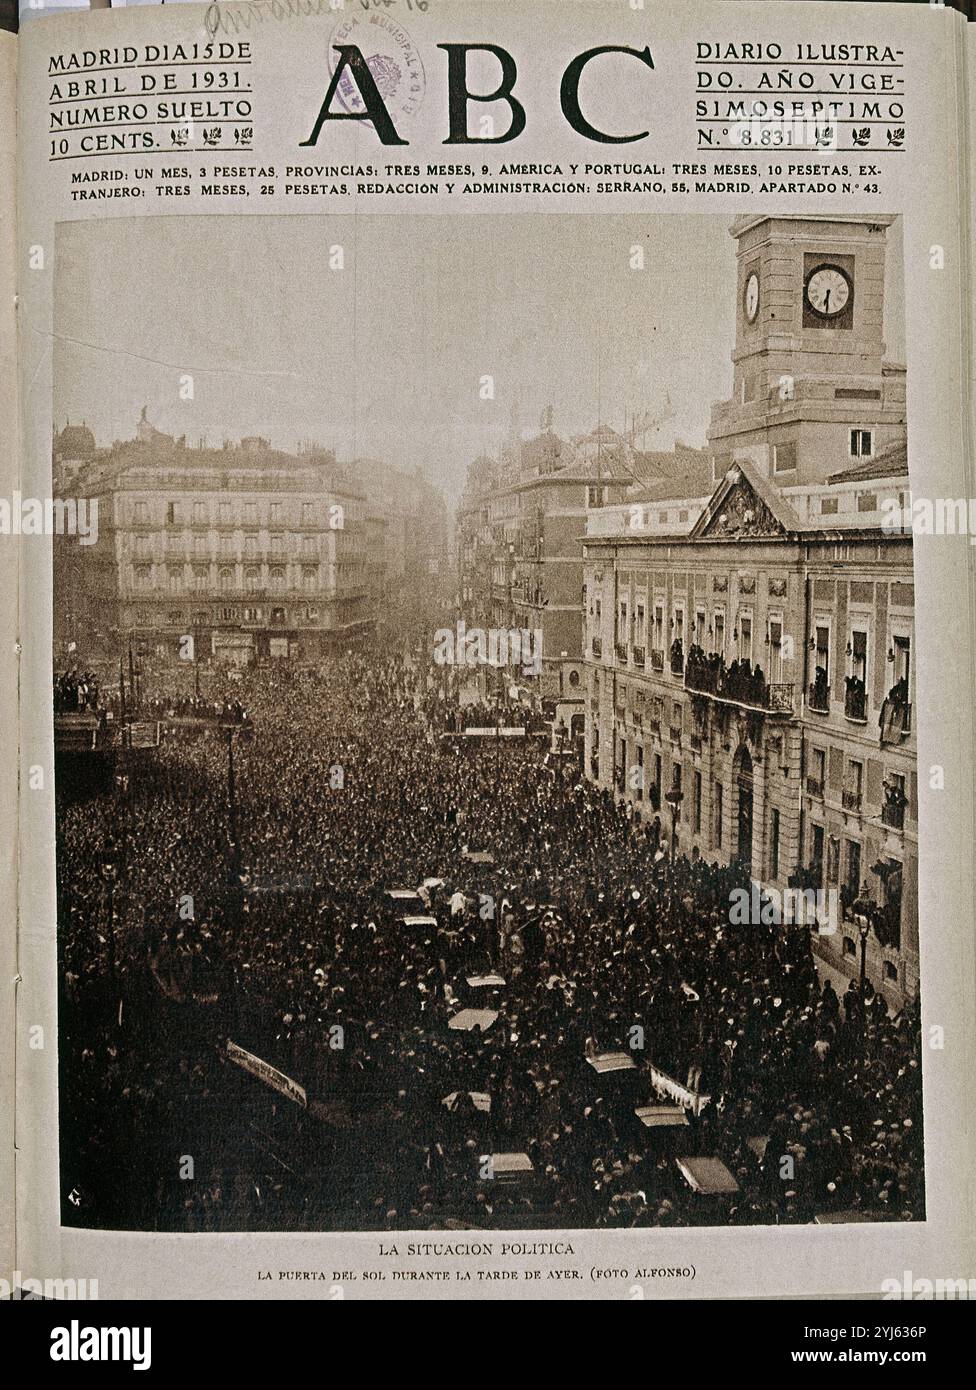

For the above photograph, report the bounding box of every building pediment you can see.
[692,460,801,541]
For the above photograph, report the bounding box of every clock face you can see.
[805,264,852,319]
[744,272,760,323]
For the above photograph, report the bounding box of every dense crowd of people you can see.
[427,695,548,736]
[54,669,101,713]
[56,648,924,1232]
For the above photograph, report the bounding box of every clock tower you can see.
[708,215,906,488]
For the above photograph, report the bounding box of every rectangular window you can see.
[193,501,206,524]
[166,501,179,526]
[815,622,830,681]
[820,496,839,515]
[771,808,780,878]
[739,613,753,663]
[713,610,725,654]
[768,616,783,681]
[826,836,840,886]
[653,604,664,648]
[773,441,797,473]
[714,781,723,847]
[694,771,702,834]
[856,492,878,512]
[134,501,148,524]
[892,633,911,687]
[851,628,868,683]
[850,429,873,458]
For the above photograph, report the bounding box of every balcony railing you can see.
[844,682,867,722]
[807,681,830,714]
[684,647,794,715]
[650,649,665,672]
[591,637,602,660]
[806,776,824,797]
[842,789,862,812]
[632,645,646,667]
[881,799,906,830]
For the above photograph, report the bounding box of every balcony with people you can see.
[880,776,909,831]
[879,675,912,745]
[844,674,867,723]
[807,665,830,714]
[683,642,794,715]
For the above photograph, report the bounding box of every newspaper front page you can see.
[8,0,976,1301]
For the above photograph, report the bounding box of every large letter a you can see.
[301,46,408,146]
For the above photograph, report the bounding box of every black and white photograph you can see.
[50,210,925,1235]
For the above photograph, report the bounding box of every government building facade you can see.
[582,215,918,1004]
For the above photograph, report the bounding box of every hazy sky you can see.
[55,213,904,507]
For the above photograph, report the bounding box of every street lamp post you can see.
[852,880,874,1065]
[663,779,684,930]
[664,781,684,867]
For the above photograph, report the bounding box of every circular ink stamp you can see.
[328,11,426,122]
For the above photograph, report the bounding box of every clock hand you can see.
[823,288,831,312]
